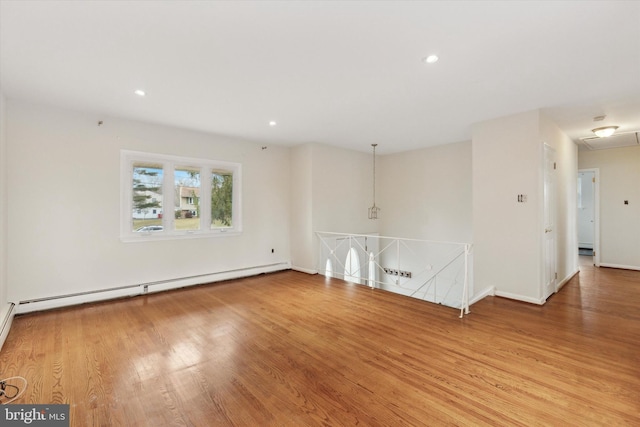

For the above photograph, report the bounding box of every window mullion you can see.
[164,161,174,232]
[201,167,212,230]
[122,155,134,236]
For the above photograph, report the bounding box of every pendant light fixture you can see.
[368,143,380,220]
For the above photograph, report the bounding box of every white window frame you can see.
[120,150,242,242]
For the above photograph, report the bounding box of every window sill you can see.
[120,229,242,243]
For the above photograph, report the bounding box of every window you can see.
[131,162,163,231]
[211,170,233,228]
[121,150,242,241]
[175,166,201,231]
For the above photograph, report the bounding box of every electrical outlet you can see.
[383,268,412,278]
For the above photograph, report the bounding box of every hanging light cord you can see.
[372,144,377,206]
[368,144,380,219]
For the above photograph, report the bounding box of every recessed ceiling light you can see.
[423,55,439,64]
[134,89,146,97]
[269,121,277,127]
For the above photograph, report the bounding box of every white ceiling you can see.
[1,1,639,154]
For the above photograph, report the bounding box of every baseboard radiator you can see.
[16,262,290,315]
[0,303,16,351]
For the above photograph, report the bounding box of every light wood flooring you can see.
[1,257,638,426]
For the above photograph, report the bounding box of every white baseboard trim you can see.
[0,303,16,352]
[494,290,544,305]
[557,268,579,292]
[291,266,318,275]
[470,286,495,305]
[599,263,640,271]
[16,262,291,314]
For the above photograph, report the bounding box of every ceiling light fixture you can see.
[592,126,618,138]
[269,121,277,127]
[134,89,146,97]
[368,143,380,220]
[423,55,439,64]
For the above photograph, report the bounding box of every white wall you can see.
[6,100,291,303]
[379,141,472,243]
[374,141,473,303]
[290,143,377,273]
[0,92,16,350]
[290,144,314,272]
[310,143,374,235]
[578,146,640,269]
[472,110,542,302]
[472,110,579,303]
[292,141,473,277]
[2,98,586,313]
[0,93,8,308]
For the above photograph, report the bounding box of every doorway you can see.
[577,169,600,266]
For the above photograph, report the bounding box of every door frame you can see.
[578,168,600,267]
[542,144,557,301]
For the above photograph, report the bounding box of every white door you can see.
[578,171,595,249]
[543,145,557,301]
[577,168,600,266]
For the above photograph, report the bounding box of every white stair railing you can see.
[316,231,473,318]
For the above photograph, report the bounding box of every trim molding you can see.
[557,268,579,292]
[470,286,495,305]
[291,266,318,275]
[0,303,16,351]
[599,263,640,272]
[494,290,544,305]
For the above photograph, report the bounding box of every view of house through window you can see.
[132,162,164,232]
[175,167,201,231]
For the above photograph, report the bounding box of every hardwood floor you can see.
[1,258,638,426]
